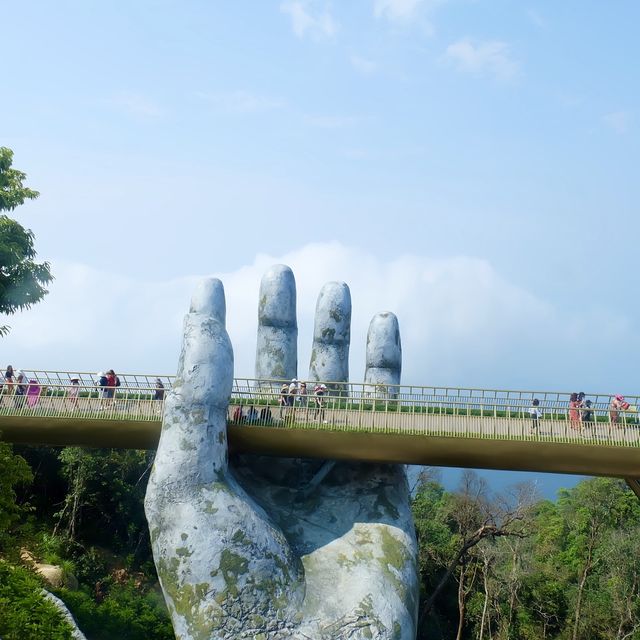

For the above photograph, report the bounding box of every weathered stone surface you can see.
[365,312,402,398]
[145,269,419,639]
[42,590,87,640]
[308,281,351,393]
[255,265,297,384]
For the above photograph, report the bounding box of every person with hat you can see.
[96,372,109,409]
[288,378,298,405]
[67,375,81,409]
[610,394,630,425]
[313,383,328,423]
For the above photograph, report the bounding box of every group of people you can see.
[278,379,328,423]
[1,365,168,412]
[1,365,34,408]
[232,404,273,424]
[95,370,121,400]
[529,391,632,432]
[567,392,595,430]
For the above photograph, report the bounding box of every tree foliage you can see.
[413,474,640,640]
[0,147,52,335]
[0,562,74,640]
[0,441,33,543]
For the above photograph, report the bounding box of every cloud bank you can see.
[445,39,519,80]
[2,243,634,393]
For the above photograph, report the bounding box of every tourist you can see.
[14,373,27,409]
[568,393,581,430]
[246,405,259,423]
[288,379,298,407]
[26,379,41,408]
[96,372,109,406]
[4,365,15,395]
[314,383,327,423]
[67,376,81,408]
[298,381,308,419]
[297,382,307,406]
[279,383,289,419]
[529,398,542,431]
[609,394,629,425]
[581,399,594,424]
[106,370,117,399]
[153,378,165,401]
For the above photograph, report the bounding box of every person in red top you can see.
[105,369,118,404]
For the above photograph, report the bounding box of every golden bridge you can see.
[1,370,640,494]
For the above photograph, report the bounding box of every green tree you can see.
[0,440,33,544]
[557,478,640,640]
[0,147,52,335]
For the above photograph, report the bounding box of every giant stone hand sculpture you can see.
[145,266,419,639]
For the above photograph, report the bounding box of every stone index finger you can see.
[255,264,298,384]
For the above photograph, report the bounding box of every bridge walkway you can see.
[0,371,639,482]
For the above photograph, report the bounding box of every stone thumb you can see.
[153,277,234,487]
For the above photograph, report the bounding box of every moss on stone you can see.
[231,529,252,546]
[157,556,220,640]
[202,500,218,515]
[180,437,196,451]
[321,327,336,341]
[218,549,249,590]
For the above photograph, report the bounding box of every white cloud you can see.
[603,110,631,134]
[374,0,445,25]
[2,244,634,392]
[445,39,519,80]
[195,91,286,114]
[303,114,363,128]
[280,1,338,40]
[350,55,377,75]
[375,0,424,21]
[108,93,165,119]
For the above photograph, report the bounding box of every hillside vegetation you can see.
[1,440,640,639]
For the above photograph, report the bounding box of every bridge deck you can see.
[1,372,639,478]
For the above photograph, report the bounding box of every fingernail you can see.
[190,278,226,324]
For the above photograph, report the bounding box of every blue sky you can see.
[2,1,639,496]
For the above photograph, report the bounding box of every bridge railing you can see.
[1,371,639,447]
[227,378,640,447]
[0,380,163,421]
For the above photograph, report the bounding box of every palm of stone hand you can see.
[145,266,419,640]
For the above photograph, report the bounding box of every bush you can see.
[57,580,174,640]
[0,562,73,640]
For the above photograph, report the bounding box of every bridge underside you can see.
[2,415,640,480]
